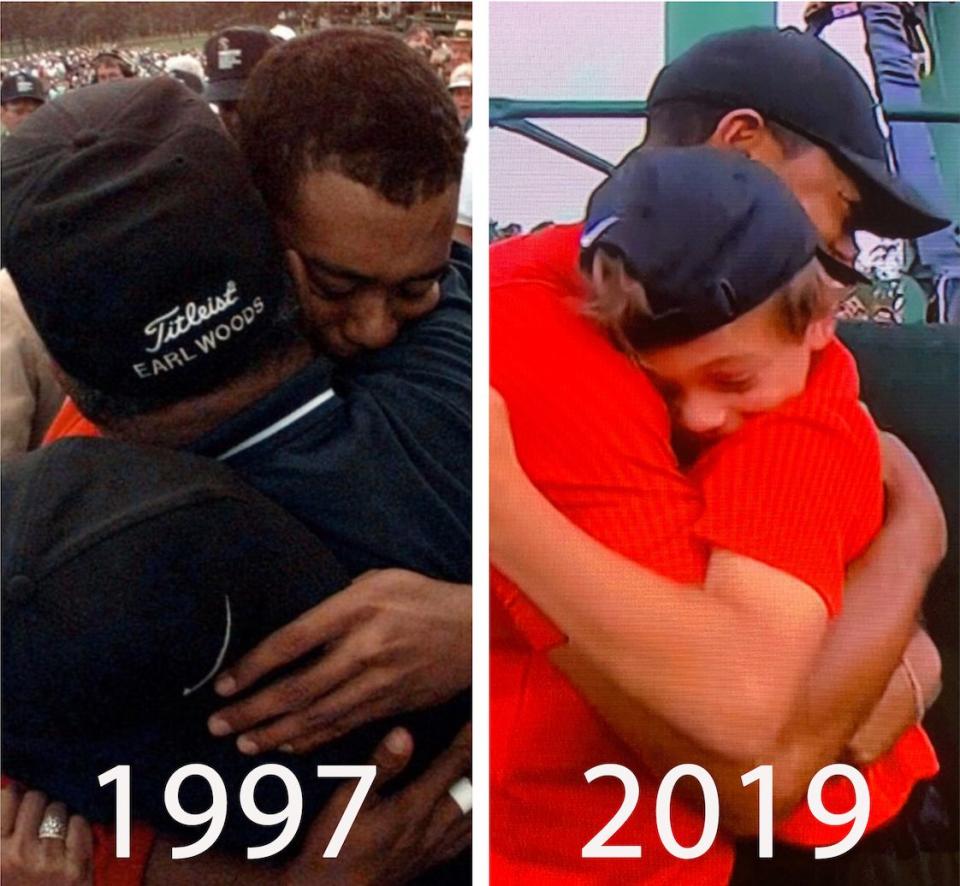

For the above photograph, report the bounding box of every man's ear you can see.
[708,108,778,161]
[805,313,837,351]
[285,249,311,302]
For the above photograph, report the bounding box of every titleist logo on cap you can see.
[144,281,240,353]
[133,279,265,382]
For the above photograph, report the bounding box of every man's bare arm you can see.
[491,390,828,759]
[549,432,945,834]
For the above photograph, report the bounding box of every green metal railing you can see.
[490,98,960,176]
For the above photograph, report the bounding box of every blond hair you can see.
[583,249,840,357]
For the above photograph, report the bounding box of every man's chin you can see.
[317,332,361,360]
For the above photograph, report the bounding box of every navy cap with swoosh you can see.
[582,145,866,348]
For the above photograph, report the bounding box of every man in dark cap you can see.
[642,27,948,261]
[202,26,281,139]
[2,73,470,884]
[1,437,471,884]
[489,26,952,885]
[0,71,45,134]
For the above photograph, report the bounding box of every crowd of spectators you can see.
[1,16,472,131]
[0,46,181,95]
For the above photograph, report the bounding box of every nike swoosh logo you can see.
[580,215,620,249]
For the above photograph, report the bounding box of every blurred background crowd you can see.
[1,2,472,132]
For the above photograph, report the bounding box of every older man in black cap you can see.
[2,70,470,884]
[0,71,45,134]
[2,437,471,884]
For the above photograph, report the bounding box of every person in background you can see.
[0,72,45,134]
[447,20,472,69]
[0,270,64,457]
[165,53,204,95]
[404,21,435,60]
[91,49,136,83]
[202,25,281,140]
[454,127,474,247]
[448,62,472,129]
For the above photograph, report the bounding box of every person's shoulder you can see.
[491,223,584,290]
[779,339,876,445]
[701,342,881,508]
[447,241,472,298]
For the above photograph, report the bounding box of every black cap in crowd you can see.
[1,71,46,105]
[0,437,369,847]
[581,146,864,348]
[648,27,951,239]
[0,77,287,402]
[203,26,281,103]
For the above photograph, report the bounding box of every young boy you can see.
[489,146,943,884]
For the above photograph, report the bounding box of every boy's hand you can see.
[878,431,946,574]
[1,786,93,886]
[282,725,471,886]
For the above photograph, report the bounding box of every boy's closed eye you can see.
[708,373,758,393]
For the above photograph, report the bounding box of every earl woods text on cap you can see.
[136,282,265,379]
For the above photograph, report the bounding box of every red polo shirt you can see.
[490,223,937,882]
[491,224,729,885]
[689,337,938,845]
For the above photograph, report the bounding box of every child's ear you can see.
[805,313,836,351]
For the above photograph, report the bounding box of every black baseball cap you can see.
[581,146,864,348]
[648,27,951,239]
[1,438,370,850]
[1,77,287,402]
[1,71,46,105]
[203,26,281,103]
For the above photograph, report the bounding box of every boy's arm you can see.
[490,390,944,765]
[548,446,943,835]
[491,389,827,760]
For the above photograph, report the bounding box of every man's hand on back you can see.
[208,570,471,754]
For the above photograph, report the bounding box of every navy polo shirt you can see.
[186,258,471,582]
